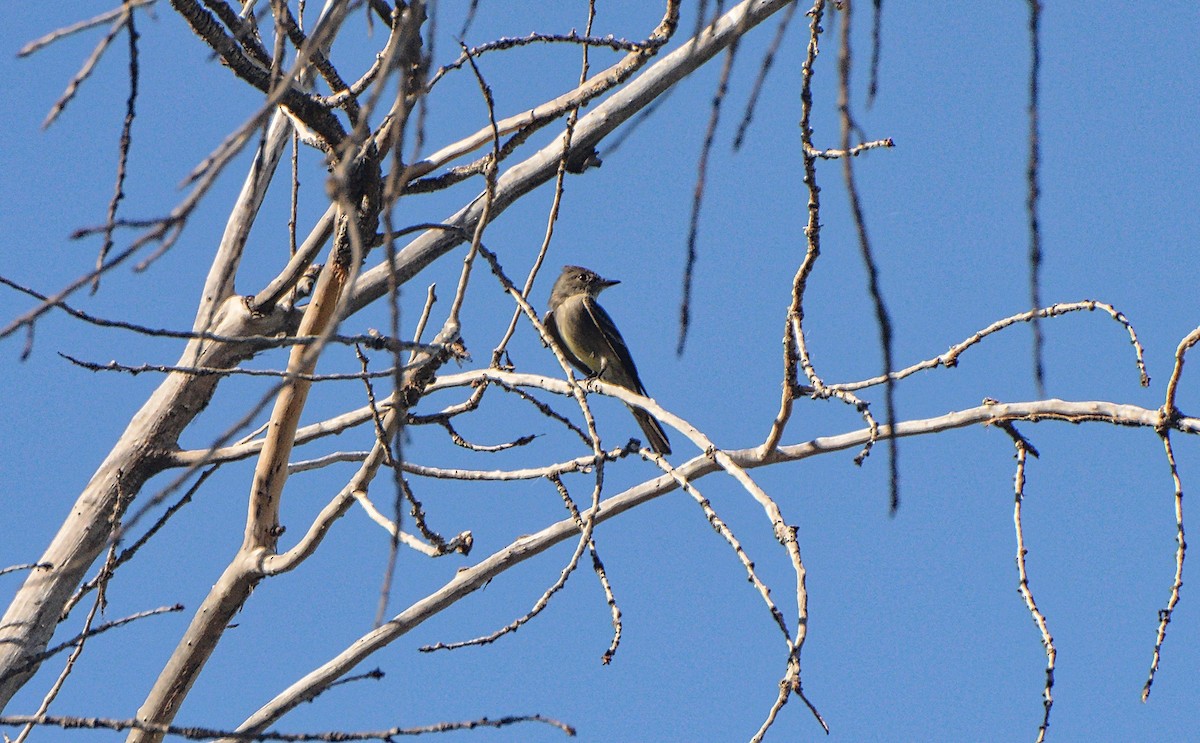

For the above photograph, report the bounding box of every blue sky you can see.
[2,2,1199,741]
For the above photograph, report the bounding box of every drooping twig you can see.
[1026,0,1046,397]
[1000,421,1054,742]
[1142,430,1186,702]
[838,0,899,512]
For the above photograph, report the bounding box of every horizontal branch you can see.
[0,711,572,741]
[231,395,1190,734]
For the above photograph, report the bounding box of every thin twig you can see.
[0,563,53,578]
[58,352,408,382]
[733,1,797,151]
[0,712,574,741]
[1162,325,1200,415]
[762,0,827,456]
[678,21,745,356]
[18,0,155,57]
[838,0,899,512]
[805,137,893,158]
[1026,0,1045,397]
[830,300,1150,393]
[93,2,140,292]
[1001,422,1053,742]
[420,474,613,654]
[1142,430,1186,701]
[40,7,132,129]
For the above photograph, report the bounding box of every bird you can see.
[543,265,672,455]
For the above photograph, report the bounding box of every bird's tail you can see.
[629,406,672,456]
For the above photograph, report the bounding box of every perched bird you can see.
[544,265,672,455]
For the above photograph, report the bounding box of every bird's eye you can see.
[578,273,588,281]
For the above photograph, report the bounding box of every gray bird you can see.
[544,265,672,455]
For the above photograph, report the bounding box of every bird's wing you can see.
[543,308,591,375]
[583,297,648,395]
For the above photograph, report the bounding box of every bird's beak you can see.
[600,278,620,288]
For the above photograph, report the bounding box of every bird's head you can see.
[553,265,619,302]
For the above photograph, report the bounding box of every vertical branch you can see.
[732,1,797,151]
[246,259,354,551]
[94,4,140,293]
[1143,431,1187,701]
[368,0,431,627]
[1026,0,1045,396]
[763,0,826,454]
[866,0,882,105]
[288,131,301,256]
[1150,323,1200,699]
[1162,326,1200,416]
[838,0,898,512]
[131,248,357,743]
[1005,424,1053,742]
[678,29,743,356]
